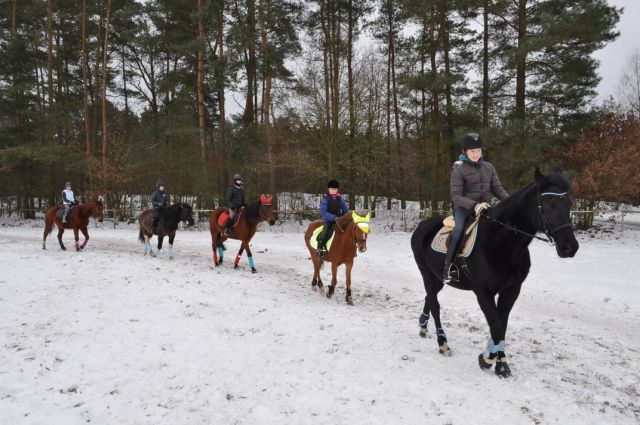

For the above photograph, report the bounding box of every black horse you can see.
[138,203,195,259]
[411,169,579,377]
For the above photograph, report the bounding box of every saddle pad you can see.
[430,217,480,258]
[309,225,335,251]
[217,208,244,227]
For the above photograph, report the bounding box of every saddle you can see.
[217,207,244,227]
[56,205,75,219]
[430,215,480,258]
[310,224,336,251]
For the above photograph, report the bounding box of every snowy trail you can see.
[1,224,639,424]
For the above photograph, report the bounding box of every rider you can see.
[443,133,509,284]
[317,179,350,258]
[151,179,169,232]
[224,173,246,235]
[61,181,77,224]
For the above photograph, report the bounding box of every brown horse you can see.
[208,195,276,273]
[304,211,371,305]
[43,201,105,251]
[138,203,195,259]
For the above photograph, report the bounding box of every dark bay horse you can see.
[43,201,105,251]
[304,211,371,305]
[138,203,195,259]
[411,169,579,377]
[208,195,276,273]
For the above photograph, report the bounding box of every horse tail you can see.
[138,229,145,243]
[44,211,54,236]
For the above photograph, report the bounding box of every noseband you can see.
[352,223,368,246]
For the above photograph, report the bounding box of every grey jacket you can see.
[450,159,508,210]
[226,184,245,210]
[151,180,169,209]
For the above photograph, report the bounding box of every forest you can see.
[0,0,638,221]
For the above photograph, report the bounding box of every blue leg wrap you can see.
[168,245,174,257]
[485,338,505,356]
[217,246,224,258]
[436,328,446,338]
[419,312,430,327]
[248,256,255,268]
[144,243,149,254]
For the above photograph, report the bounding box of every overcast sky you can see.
[593,0,640,99]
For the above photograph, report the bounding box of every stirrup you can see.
[443,264,459,284]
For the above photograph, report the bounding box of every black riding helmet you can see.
[462,133,485,150]
[327,179,340,189]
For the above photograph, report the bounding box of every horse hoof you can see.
[251,268,257,274]
[439,343,452,357]
[234,265,239,270]
[478,353,496,370]
[419,327,428,338]
[326,292,333,299]
[495,358,512,378]
[346,297,353,305]
[219,258,224,265]
[169,256,174,261]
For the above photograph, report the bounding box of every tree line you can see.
[0,0,634,220]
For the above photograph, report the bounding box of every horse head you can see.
[92,201,105,222]
[260,194,276,226]
[179,203,195,227]
[352,211,371,253]
[534,168,579,258]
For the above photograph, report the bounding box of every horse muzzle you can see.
[555,236,579,258]
[358,245,367,253]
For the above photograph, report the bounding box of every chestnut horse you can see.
[43,201,105,251]
[208,195,276,273]
[138,203,195,259]
[304,211,371,305]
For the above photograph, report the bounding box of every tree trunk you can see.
[219,1,229,191]
[259,0,276,199]
[82,0,92,155]
[347,0,356,209]
[46,0,54,146]
[482,0,489,128]
[197,0,207,159]
[514,0,527,137]
[101,0,112,168]
[389,2,404,209]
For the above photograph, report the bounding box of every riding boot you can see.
[442,262,459,284]
[223,217,232,235]
[317,239,326,259]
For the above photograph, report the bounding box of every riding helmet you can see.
[462,133,485,150]
[233,173,242,181]
[327,179,340,189]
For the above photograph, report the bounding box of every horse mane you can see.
[162,203,184,222]
[245,200,262,221]
[491,171,570,221]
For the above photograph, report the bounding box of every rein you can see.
[482,191,572,246]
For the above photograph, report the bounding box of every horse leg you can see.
[475,290,507,374]
[311,254,325,295]
[57,227,66,251]
[73,227,81,251]
[80,226,89,249]
[167,232,175,260]
[156,235,164,256]
[145,235,155,257]
[344,261,354,305]
[234,246,245,270]
[490,284,522,378]
[326,262,338,299]
[243,243,256,273]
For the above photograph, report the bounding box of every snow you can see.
[1,218,639,424]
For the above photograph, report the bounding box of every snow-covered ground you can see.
[1,219,639,425]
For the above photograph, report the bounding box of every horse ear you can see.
[352,211,358,220]
[534,167,545,187]
[365,212,371,221]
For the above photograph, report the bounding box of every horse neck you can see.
[77,203,94,219]
[490,184,539,242]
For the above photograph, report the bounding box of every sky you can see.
[593,0,640,99]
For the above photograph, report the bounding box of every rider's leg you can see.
[224,208,236,234]
[443,207,473,283]
[63,204,70,223]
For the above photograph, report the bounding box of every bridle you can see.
[352,222,368,248]
[483,191,573,246]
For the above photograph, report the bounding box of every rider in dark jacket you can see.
[61,181,77,223]
[224,173,246,234]
[443,133,508,284]
[317,179,350,257]
[151,179,169,232]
